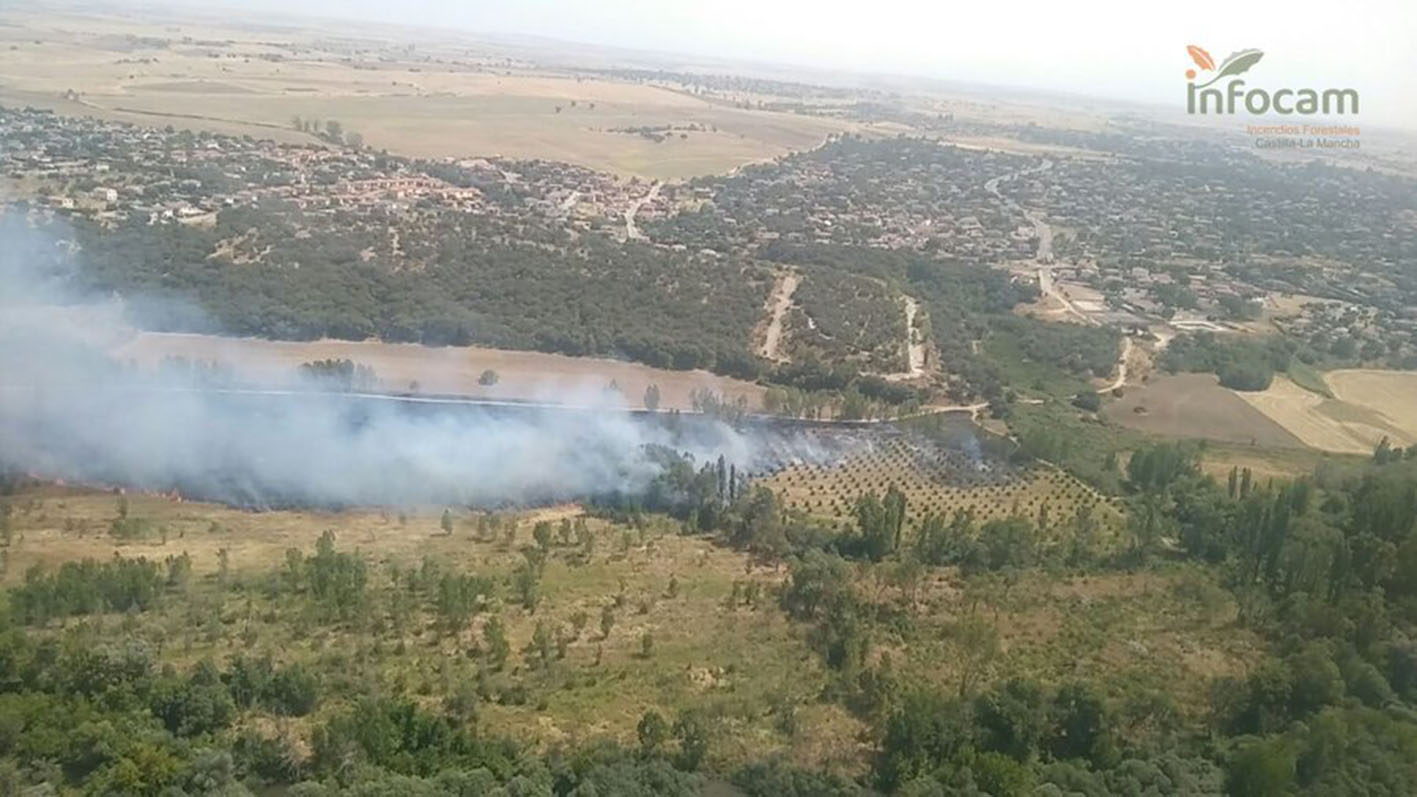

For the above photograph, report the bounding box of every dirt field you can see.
[0,9,858,178]
[1104,373,1305,448]
[113,332,765,412]
[1232,370,1417,455]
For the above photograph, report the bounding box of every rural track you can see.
[757,271,800,361]
[624,180,661,240]
[881,294,928,381]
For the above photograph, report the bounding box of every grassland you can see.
[1,485,861,774]
[886,566,1262,719]
[1329,369,1417,441]
[981,332,1092,400]
[0,483,1261,776]
[1195,440,1348,483]
[114,331,766,411]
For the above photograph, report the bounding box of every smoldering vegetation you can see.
[0,214,854,509]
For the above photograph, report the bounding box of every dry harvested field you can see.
[948,135,1112,160]
[1234,371,1417,455]
[0,9,859,178]
[1104,373,1305,448]
[114,331,765,412]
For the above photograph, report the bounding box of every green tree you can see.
[673,710,709,771]
[951,614,999,697]
[637,709,669,755]
[1047,681,1116,765]
[483,616,509,670]
[975,678,1047,761]
[600,604,616,639]
[1226,736,1296,796]
[528,621,553,668]
[532,521,553,552]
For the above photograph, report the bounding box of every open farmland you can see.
[1331,370,1417,437]
[756,431,1127,545]
[113,332,766,411]
[0,9,859,178]
[94,89,853,180]
[1105,373,1305,448]
[1233,370,1417,455]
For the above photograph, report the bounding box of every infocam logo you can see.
[1185,45,1358,115]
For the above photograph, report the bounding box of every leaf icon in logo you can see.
[1186,45,1215,71]
[1196,48,1264,87]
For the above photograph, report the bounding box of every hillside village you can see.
[5,103,1417,376]
[0,106,666,240]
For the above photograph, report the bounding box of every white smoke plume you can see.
[0,212,835,508]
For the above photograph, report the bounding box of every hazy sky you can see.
[208,0,1416,126]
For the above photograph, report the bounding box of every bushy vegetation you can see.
[756,242,1049,402]
[0,528,716,795]
[10,430,1417,794]
[27,208,773,381]
[623,433,1417,792]
[992,316,1121,385]
[788,269,906,371]
[297,358,378,392]
[1161,331,1295,391]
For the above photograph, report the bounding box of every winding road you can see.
[985,158,1132,391]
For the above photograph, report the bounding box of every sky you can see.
[199,0,1416,127]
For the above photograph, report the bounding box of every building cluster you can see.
[649,136,1035,261]
[0,106,657,238]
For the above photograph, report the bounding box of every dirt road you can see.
[624,180,661,240]
[757,271,800,361]
[1099,337,1133,393]
[883,294,928,381]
